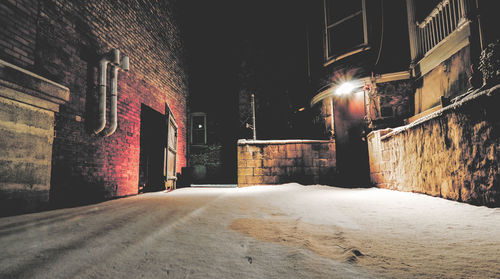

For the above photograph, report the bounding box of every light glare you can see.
[335,82,355,96]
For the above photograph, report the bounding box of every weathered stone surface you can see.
[0,97,55,215]
[237,140,336,187]
[368,86,500,206]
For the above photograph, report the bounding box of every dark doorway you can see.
[333,91,370,187]
[139,105,167,192]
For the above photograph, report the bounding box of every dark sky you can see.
[180,0,310,112]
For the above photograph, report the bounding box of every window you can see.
[323,0,368,64]
[190,112,207,145]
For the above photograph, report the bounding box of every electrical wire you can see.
[374,0,384,66]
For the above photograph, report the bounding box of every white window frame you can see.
[190,112,207,146]
[323,0,369,66]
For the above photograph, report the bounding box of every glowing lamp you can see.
[335,82,355,96]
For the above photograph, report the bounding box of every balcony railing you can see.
[416,0,469,58]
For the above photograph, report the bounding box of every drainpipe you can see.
[102,65,120,137]
[103,55,129,137]
[94,57,110,135]
[94,49,129,137]
[94,49,119,135]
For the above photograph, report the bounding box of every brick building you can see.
[0,0,188,215]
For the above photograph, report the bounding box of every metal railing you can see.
[416,0,469,57]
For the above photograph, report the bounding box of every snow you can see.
[238,139,331,145]
[380,84,500,140]
[1,183,499,278]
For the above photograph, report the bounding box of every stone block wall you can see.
[0,0,188,210]
[237,140,336,187]
[0,59,69,216]
[367,85,500,206]
[0,96,55,215]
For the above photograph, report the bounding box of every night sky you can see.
[180,0,310,140]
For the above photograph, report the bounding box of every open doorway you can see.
[138,105,166,192]
[139,104,177,193]
[333,91,370,186]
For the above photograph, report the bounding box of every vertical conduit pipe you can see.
[103,65,119,137]
[94,57,110,134]
[94,49,128,137]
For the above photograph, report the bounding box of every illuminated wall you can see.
[367,86,500,206]
[0,0,188,211]
[237,140,336,187]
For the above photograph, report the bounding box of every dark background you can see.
[180,0,311,141]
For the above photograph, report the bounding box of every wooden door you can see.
[165,105,177,189]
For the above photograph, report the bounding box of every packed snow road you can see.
[1,184,500,278]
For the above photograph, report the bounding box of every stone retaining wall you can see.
[237,140,336,187]
[367,85,500,206]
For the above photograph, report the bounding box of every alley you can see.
[1,184,500,278]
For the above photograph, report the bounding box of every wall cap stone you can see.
[238,139,333,145]
[0,59,70,112]
[371,84,500,141]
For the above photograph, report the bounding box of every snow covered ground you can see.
[1,183,499,278]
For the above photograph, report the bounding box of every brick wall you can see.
[237,140,336,187]
[367,85,500,206]
[1,0,188,206]
[0,0,38,69]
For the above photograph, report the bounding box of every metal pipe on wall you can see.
[102,65,119,137]
[94,49,129,137]
[103,55,129,137]
[94,57,110,135]
[251,93,256,140]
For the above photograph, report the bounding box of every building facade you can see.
[0,0,188,215]
[307,0,499,205]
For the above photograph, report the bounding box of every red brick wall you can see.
[1,0,188,204]
[0,0,38,68]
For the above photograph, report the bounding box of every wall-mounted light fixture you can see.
[335,82,356,96]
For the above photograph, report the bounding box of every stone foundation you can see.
[0,59,69,215]
[367,85,500,206]
[237,139,336,187]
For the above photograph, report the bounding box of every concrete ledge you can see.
[0,59,70,112]
[369,84,500,141]
[238,139,332,145]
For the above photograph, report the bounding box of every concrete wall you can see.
[0,97,54,215]
[237,140,336,187]
[368,85,500,206]
[0,59,69,216]
[0,0,188,210]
